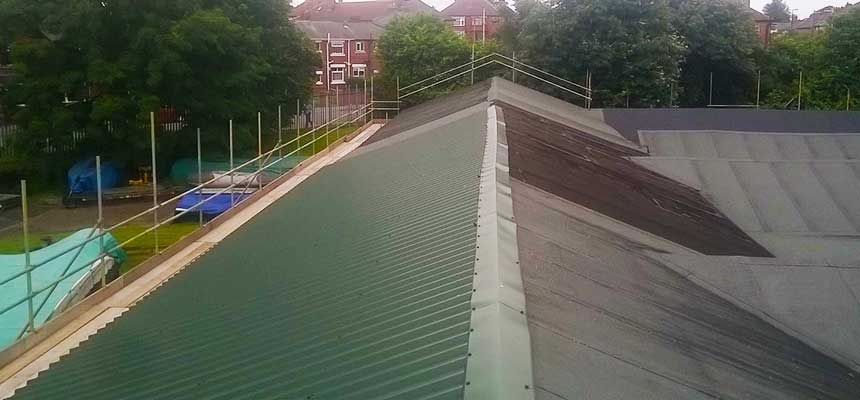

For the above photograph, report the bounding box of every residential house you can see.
[293,0,439,93]
[772,3,858,34]
[441,0,509,41]
[748,8,774,44]
[295,20,383,93]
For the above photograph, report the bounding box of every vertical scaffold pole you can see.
[21,180,34,333]
[197,128,203,227]
[150,112,159,254]
[229,119,234,206]
[756,70,762,109]
[798,70,803,111]
[257,112,262,192]
[96,155,105,287]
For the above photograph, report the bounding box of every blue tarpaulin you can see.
[68,159,120,194]
[175,193,250,217]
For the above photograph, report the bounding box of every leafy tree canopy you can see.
[761,8,860,110]
[376,14,501,106]
[518,0,685,107]
[673,0,762,106]
[0,0,317,178]
[763,0,792,23]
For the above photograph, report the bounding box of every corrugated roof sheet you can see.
[10,107,488,399]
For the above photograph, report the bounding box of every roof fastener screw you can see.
[525,385,530,390]
[470,328,475,332]
[472,307,476,311]
[466,382,471,386]
[520,310,524,314]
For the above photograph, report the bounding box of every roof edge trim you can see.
[464,105,535,400]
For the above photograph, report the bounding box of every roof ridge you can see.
[463,104,535,399]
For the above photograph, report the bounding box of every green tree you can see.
[672,0,762,106]
[0,0,317,181]
[760,9,860,110]
[518,0,685,107]
[377,14,501,106]
[496,0,546,52]
[763,0,792,23]
[825,8,860,110]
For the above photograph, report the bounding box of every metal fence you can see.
[1,82,395,347]
[397,52,593,109]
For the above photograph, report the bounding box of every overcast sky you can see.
[294,0,845,20]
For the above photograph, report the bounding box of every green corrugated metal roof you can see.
[11,108,488,399]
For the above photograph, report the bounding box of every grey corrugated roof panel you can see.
[511,180,860,400]
[10,107,488,399]
[363,80,492,146]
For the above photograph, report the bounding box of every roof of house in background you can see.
[292,0,439,25]
[8,78,860,400]
[294,19,385,39]
[440,0,508,17]
[792,3,860,31]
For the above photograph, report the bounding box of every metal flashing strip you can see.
[465,105,535,400]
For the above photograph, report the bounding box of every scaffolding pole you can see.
[21,180,34,333]
[229,119,234,206]
[96,155,105,287]
[150,112,159,254]
[197,128,203,227]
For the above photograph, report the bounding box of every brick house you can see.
[296,20,383,93]
[749,8,773,45]
[293,0,439,93]
[441,0,509,42]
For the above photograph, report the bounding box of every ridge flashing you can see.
[464,104,535,400]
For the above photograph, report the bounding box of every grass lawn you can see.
[0,222,199,275]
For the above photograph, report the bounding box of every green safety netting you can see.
[0,229,126,349]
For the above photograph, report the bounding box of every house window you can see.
[315,70,323,85]
[452,16,465,27]
[331,41,345,56]
[353,65,366,78]
[331,66,345,84]
[473,17,483,26]
[316,41,322,53]
[355,41,365,53]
